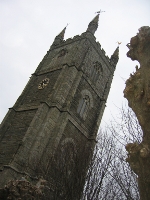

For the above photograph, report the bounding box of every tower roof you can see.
[86,14,99,34]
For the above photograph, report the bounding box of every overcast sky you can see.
[0,0,149,126]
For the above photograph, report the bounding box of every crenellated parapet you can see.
[36,16,118,76]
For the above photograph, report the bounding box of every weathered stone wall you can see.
[0,109,37,169]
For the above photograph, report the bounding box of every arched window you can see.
[90,61,103,82]
[77,95,90,119]
[77,90,93,120]
[57,48,68,58]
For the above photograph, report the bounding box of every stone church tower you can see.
[0,15,119,199]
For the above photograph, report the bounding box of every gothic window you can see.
[77,95,90,119]
[77,90,93,120]
[90,61,103,82]
[58,48,68,58]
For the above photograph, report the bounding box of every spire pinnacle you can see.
[56,26,67,40]
[113,46,119,57]
[110,46,119,66]
[52,26,67,46]
[86,14,99,34]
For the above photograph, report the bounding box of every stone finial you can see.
[86,14,99,34]
[110,46,119,66]
[52,27,67,46]
[56,27,66,39]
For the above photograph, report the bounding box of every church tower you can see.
[0,15,119,199]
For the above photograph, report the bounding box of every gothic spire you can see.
[86,14,99,34]
[110,46,119,66]
[52,26,67,46]
[56,26,66,39]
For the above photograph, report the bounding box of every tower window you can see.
[58,48,68,58]
[77,90,93,120]
[91,61,103,82]
[77,95,90,120]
